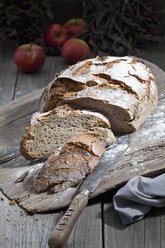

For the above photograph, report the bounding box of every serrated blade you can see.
[78,134,130,194]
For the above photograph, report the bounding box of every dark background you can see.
[0,0,165,69]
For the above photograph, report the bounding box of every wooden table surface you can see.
[0,43,165,248]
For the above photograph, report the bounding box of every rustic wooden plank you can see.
[0,55,165,248]
[0,55,67,248]
[0,43,18,105]
[103,192,146,248]
[0,54,103,248]
[144,208,161,248]
[131,219,145,248]
[14,56,67,99]
[103,195,165,248]
[64,202,102,248]
[103,201,134,248]
[160,207,165,247]
[0,88,42,127]
[0,158,102,247]
[0,60,165,214]
[0,89,43,161]
[103,202,148,248]
[0,190,60,248]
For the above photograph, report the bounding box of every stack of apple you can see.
[14,18,90,73]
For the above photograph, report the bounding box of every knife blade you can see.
[48,134,130,248]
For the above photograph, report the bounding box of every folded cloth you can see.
[113,174,165,225]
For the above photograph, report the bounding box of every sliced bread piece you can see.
[20,105,115,160]
[40,56,158,134]
[33,132,112,193]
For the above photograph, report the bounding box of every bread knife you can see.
[48,134,130,248]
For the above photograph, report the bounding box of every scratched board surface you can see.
[0,60,165,213]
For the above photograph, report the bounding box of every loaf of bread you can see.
[40,56,158,134]
[20,56,158,194]
[20,104,116,160]
[33,132,110,193]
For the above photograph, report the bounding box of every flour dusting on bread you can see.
[40,56,158,134]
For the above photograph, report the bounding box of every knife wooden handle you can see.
[48,190,89,248]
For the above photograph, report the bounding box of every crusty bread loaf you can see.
[33,132,111,193]
[20,104,116,160]
[40,56,158,134]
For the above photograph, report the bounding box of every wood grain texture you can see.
[131,219,145,248]
[0,190,60,248]
[14,56,66,99]
[0,60,165,214]
[0,45,164,248]
[0,55,64,248]
[103,200,148,248]
[160,207,165,247]
[64,202,102,248]
[0,43,17,105]
[103,192,164,248]
[144,209,161,248]
[0,54,102,248]
[103,202,134,248]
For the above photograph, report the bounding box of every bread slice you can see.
[33,132,112,193]
[40,56,158,134]
[20,105,116,160]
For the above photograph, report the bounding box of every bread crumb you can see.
[9,200,16,205]
[20,211,24,216]
[1,197,4,201]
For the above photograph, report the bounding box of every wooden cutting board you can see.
[0,60,165,213]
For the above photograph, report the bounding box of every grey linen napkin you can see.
[113,174,165,225]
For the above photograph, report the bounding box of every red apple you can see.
[44,24,69,48]
[14,44,46,73]
[64,18,86,36]
[61,38,90,64]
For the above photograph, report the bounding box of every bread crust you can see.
[33,132,112,193]
[20,105,115,160]
[40,56,158,134]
